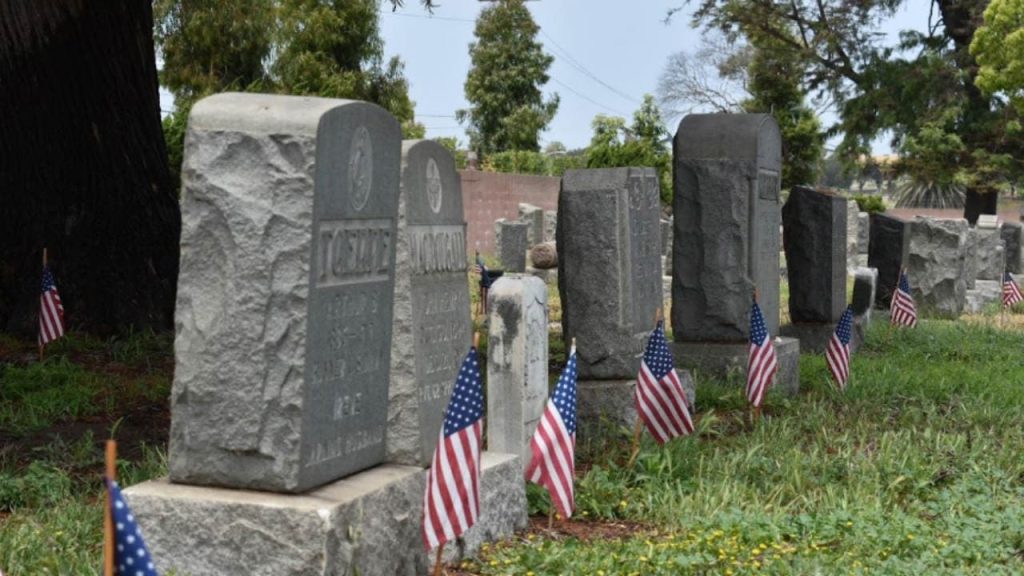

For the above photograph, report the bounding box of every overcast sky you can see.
[160,1,932,153]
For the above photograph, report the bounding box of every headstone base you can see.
[125,453,526,576]
[779,323,861,354]
[965,280,1002,314]
[672,337,800,396]
[576,374,696,442]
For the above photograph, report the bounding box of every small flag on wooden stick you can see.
[746,296,778,409]
[826,306,854,390]
[890,270,918,328]
[39,255,65,348]
[635,320,694,444]
[525,343,579,519]
[1003,272,1023,309]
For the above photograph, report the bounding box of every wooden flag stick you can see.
[548,508,555,530]
[39,248,48,362]
[103,440,117,576]
[432,542,445,576]
[627,308,662,469]
[473,331,481,349]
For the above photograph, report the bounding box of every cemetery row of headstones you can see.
[122,93,1017,576]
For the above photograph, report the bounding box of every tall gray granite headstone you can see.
[868,213,911,308]
[672,114,782,341]
[782,186,847,323]
[387,140,471,467]
[486,275,549,465]
[169,93,401,493]
[965,227,1005,286]
[558,167,663,379]
[905,217,968,319]
[1002,222,1023,274]
[497,220,529,273]
[671,114,799,394]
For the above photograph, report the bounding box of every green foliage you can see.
[482,150,587,177]
[894,180,966,209]
[458,0,559,154]
[161,108,189,195]
[433,136,469,170]
[586,95,673,204]
[852,193,887,213]
[972,0,1024,115]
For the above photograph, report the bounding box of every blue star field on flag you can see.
[644,321,673,380]
[107,479,159,576]
[442,349,484,436]
[549,350,578,436]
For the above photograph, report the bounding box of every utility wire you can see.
[550,77,627,117]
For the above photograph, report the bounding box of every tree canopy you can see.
[457,0,559,154]
[587,95,673,204]
[676,0,1024,219]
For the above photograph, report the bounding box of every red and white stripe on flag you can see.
[825,307,854,391]
[745,301,778,408]
[525,349,578,519]
[635,321,693,444]
[1003,273,1023,308]
[422,348,484,551]
[39,266,65,345]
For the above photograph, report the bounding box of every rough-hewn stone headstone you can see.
[387,140,471,467]
[1002,222,1023,274]
[170,93,400,493]
[543,210,557,243]
[965,227,1005,285]
[868,213,910,308]
[966,280,1002,314]
[496,220,528,273]
[529,241,557,269]
[906,217,968,318]
[486,276,548,464]
[673,113,782,341]
[558,167,663,379]
[782,186,847,323]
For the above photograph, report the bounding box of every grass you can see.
[462,317,1024,575]
[4,294,1024,574]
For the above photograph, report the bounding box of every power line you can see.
[380,10,475,23]
[540,29,640,106]
[550,77,627,117]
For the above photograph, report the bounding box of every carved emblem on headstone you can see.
[348,126,373,212]
[426,157,443,214]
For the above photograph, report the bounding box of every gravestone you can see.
[846,200,859,270]
[543,210,557,243]
[779,186,847,352]
[518,203,545,246]
[496,219,529,273]
[661,217,674,277]
[128,94,527,576]
[857,212,870,255]
[387,140,471,467]
[558,167,663,379]
[1002,222,1023,274]
[965,227,1005,286]
[906,217,968,319]
[486,276,549,465]
[169,93,400,493]
[851,266,878,349]
[868,213,910,308]
[965,280,1002,314]
[670,113,799,392]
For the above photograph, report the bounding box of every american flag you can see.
[107,479,160,576]
[39,265,65,346]
[525,346,578,519]
[890,271,918,327]
[746,299,778,408]
[1003,272,1023,308]
[422,347,484,551]
[635,321,693,444]
[826,306,854,391]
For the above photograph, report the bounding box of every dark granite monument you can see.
[868,213,911,309]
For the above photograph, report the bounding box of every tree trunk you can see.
[0,2,180,335]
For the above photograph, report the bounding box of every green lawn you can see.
[3,315,1024,574]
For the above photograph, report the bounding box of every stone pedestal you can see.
[672,337,799,396]
[576,374,695,443]
[126,453,526,576]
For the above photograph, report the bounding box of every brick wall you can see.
[460,170,560,255]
